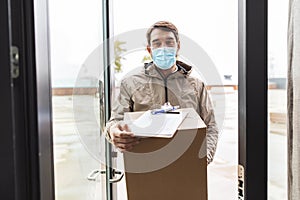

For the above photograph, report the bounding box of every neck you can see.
[157,64,177,77]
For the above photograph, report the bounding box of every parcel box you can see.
[123,108,207,200]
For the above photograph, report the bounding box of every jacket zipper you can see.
[155,67,176,104]
[163,72,175,103]
[164,78,168,103]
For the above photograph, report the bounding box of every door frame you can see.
[238,0,268,199]
[0,0,17,198]
[0,0,268,199]
[0,0,54,199]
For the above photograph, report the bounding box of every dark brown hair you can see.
[146,21,179,45]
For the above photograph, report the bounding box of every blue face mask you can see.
[151,47,177,70]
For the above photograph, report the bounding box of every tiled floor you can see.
[52,89,287,200]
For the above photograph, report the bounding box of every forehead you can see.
[150,28,176,42]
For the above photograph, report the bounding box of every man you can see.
[105,21,218,164]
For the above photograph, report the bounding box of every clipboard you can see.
[125,110,188,138]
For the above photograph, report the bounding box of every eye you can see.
[166,40,175,47]
[152,41,161,48]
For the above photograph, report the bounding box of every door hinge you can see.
[10,46,19,79]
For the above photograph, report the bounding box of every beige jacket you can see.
[106,61,218,164]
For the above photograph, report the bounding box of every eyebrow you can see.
[151,37,175,43]
[166,37,175,41]
[151,39,160,43]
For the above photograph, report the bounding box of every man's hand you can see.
[109,123,140,152]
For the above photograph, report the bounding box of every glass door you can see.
[46,0,268,199]
[48,0,108,199]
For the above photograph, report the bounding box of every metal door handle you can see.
[109,171,124,183]
[87,169,105,181]
[86,168,124,183]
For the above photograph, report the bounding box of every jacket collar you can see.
[144,60,192,78]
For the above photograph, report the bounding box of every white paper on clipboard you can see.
[126,110,188,138]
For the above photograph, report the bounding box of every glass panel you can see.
[268,0,288,199]
[112,1,238,199]
[48,0,106,199]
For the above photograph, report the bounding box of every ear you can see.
[146,45,152,54]
[176,41,181,57]
[177,40,181,51]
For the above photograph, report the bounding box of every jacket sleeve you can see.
[104,79,133,142]
[198,81,219,164]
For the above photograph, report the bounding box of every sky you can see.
[48,0,288,87]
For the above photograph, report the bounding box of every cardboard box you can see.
[123,108,207,200]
